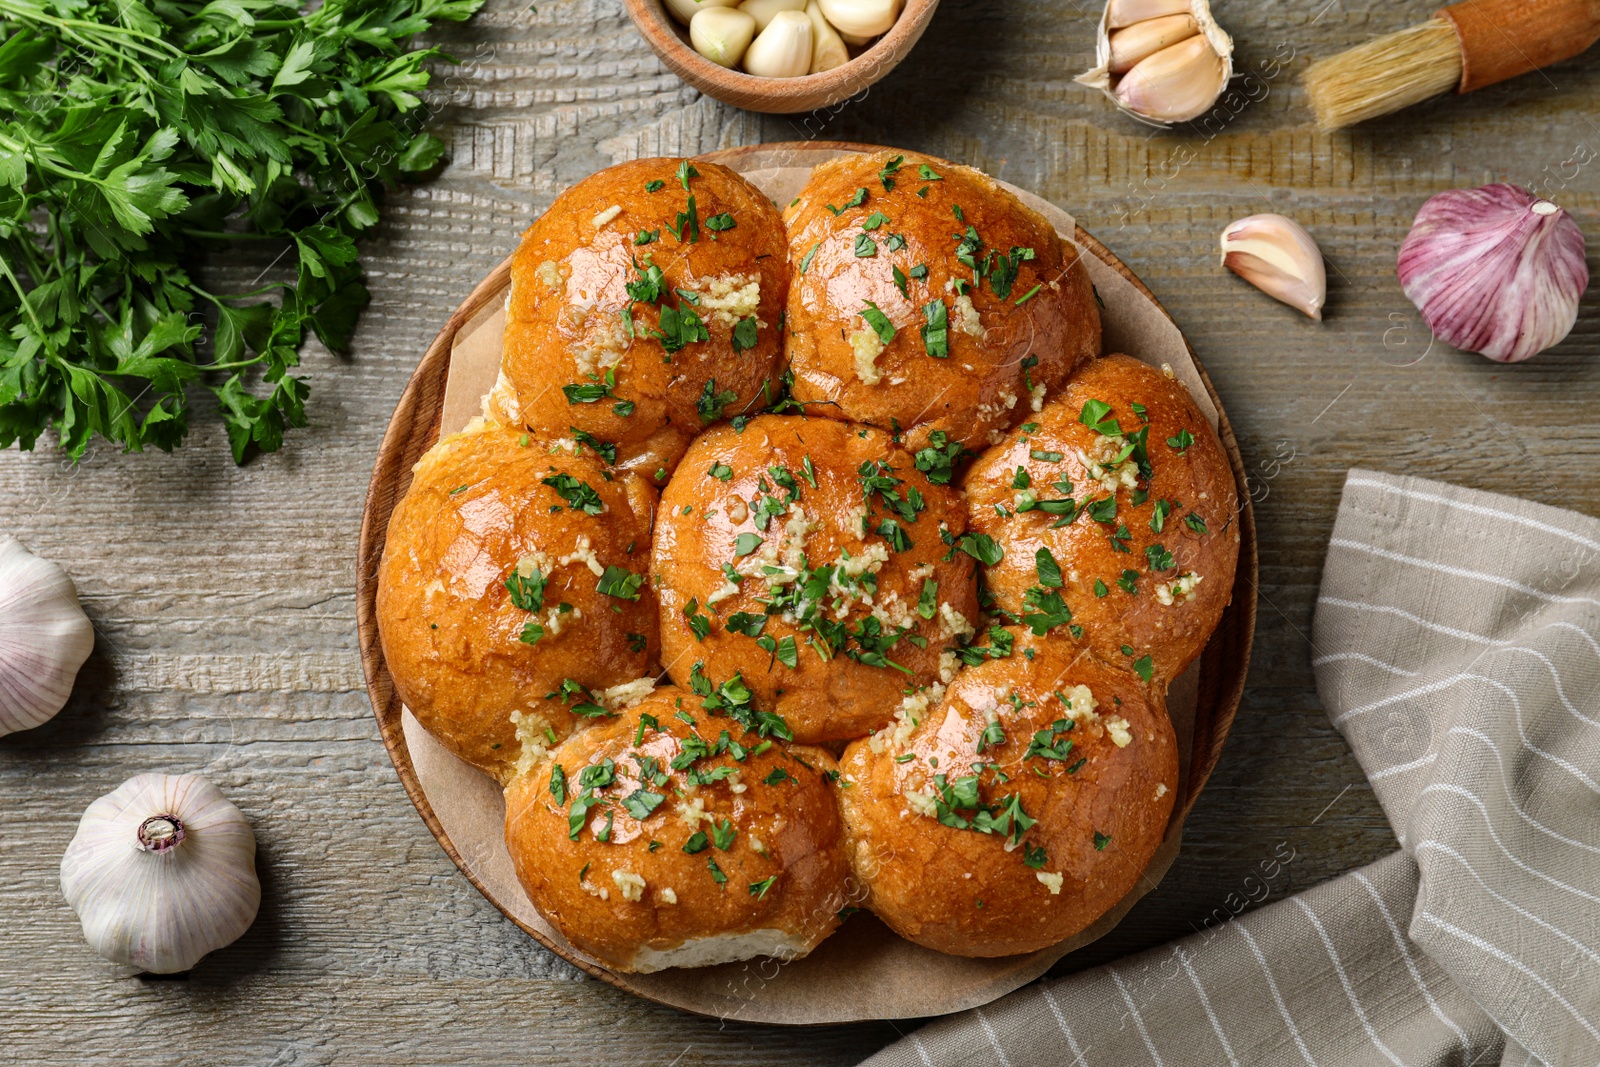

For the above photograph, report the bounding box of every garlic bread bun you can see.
[502,158,788,476]
[504,687,850,973]
[651,414,979,743]
[962,354,1240,687]
[376,423,660,781]
[782,150,1101,452]
[837,630,1178,957]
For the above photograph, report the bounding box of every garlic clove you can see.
[1398,183,1590,363]
[816,0,898,39]
[692,6,758,67]
[1220,214,1328,320]
[1109,12,1199,74]
[806,0,850,72]
[742,9,813,77]
[1105,0,1191,30]
[664,0,740,27]
[0,538,94,738]
[61,773,261,974]
[1077,0,1234,126]
[738,0,806,32]
[1112,34,1227,123]
[835,27,874,46]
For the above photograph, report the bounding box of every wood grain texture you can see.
[2,0,1597,1062]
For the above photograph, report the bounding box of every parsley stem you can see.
[0,254,45,338]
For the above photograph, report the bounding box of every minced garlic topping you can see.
[1077,434,1140,494]
[599,676,656,710]
[675,796,713,827]
[693,273,763,327]
[572,315,630,377]
[1059,684,1098,723]
[509,710,555,777]
[951,293,984,338]
[938,602,975,641]
[1037,871,1064,895]
[850,329,885,384]
[1154,572,1203,606]
[659,887,678,905]
[536,259,564,289]
[904,790,938,818]
[613,870,646,901]
[1105,716,1133,748]
[592,204,623,228]
[559,535,605,577]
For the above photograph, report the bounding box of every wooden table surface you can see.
[3,0,1597,1063]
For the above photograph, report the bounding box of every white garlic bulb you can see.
[0,538,94,737]
[61,773,261,974]
[1221,214,1327,320]
[1076,0,1234,125]
[1398,183,1590,363]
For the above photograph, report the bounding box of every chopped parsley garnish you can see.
[683,831,709,854]
[1015,283,1043,305]
[1023,843,1048,869]
[1146,544,1175,571]
[1185,512,1209,534]
[1118,569,1139,594]
[918,578,939,620]
[878,155,903,190]
[696,379,739,422]
[1035,546,1064,588]
[1030,449,1064,463]
[634,229,658,245]
[1022,587,1071,635]
[705,212,736,232]
[1150,499,1173,533]
[918,163,942,181]
[1025,719,1075,762]
[1094,831,1112,851]
[892,265,909,298]
[683,598,710,641]
[920,298,949,358]
[731,316,760,353]
[676,161,699,189]
[1167,428,1195,453]
[799,241,821,274]
[570,427,616,464]
[1079,398,1122,437]
[707,857,728,886]
[951,531,1004,566]
[597,565,645,600]
[726,612,767,637]
[645,179,666,192]
[977,718,1006,752]
[708,461,734,481]
[1132,654,1154,682]
[853,232,877,257]
[506,568,547,613]
[563,367,618,405]
[711,818,737,850]
[749,875,779,899]
[860,301,896,345]
[862,211,890,231]
[542,472,604,515]
[549,764,567,805]
[912,430,965,484]
[651,301,710,352]
[1093,578,1109,597]
[622,788,665,820]
[733,532,764,558]
[764,767,792,786]
[987,245,1035,299]
[1085,496,1117,524]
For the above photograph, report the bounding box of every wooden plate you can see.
[356,141,1258,1023]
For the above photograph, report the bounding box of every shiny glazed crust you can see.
[836,631,1178,957]
[503,688,850,972]
[651,415,979,743]
[376,423,660,780]
[962,354,1241,686]
[782,150,1101,452]
[501,158,788,474]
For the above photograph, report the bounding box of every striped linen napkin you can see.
[862,469,1600,1067]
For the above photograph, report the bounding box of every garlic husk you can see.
[692,6,758,67]
[1398,184,1589,364]
[664,0,739,27]
[806,0,850,72]
[738,0,805,32]
[1221,214,1328,320]
[1076,0,1234,126]
[0,538,94,737]
[742,9,813,77]
[816,0,898,39]
[61,773,261,974]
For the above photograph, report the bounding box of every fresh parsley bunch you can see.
[0,0,482,461]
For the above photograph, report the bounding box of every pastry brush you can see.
[1303,0,1600,130]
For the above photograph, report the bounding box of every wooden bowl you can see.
[356,142,1258,1024]
[622,0,940,114]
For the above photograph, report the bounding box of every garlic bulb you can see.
[1221,214,1327,320]
[0,538,94,737]
[692,6,757,67]
[61,773,261,974]
[743,9,812,77]
[1076,0,1234,125]
[1398,184,1589,363]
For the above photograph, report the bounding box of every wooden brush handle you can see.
[1437,0,1600,91]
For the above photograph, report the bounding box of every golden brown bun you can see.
[782,150,1100,452]
[504,687,851,973]
[376,423,661,781]
[837,630,1178,957]
[502,158,787,470]
[962,354,1240,686]
[651,414,979,743]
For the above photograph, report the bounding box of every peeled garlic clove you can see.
[1106,0,1190,30]
[836,27,873,47]
[816,0,898,39]
[743,9,813,77]
[664,0,739,27]
[1109,13,1198,74]
[1221,214,1328,320]
[739,0,805,31]
[1398,183,1589,363]
[61,773,261,974]
[692,6,758,67]
[1076,0,1234,126]
[0,538,94,738]
[806,0,850,71]
[1113,35,1226,123]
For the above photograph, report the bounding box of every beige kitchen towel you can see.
[863,469,1600,1067]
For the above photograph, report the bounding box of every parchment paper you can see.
[402,145,1218,1024]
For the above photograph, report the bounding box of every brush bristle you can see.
[1304,18,1463,130]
